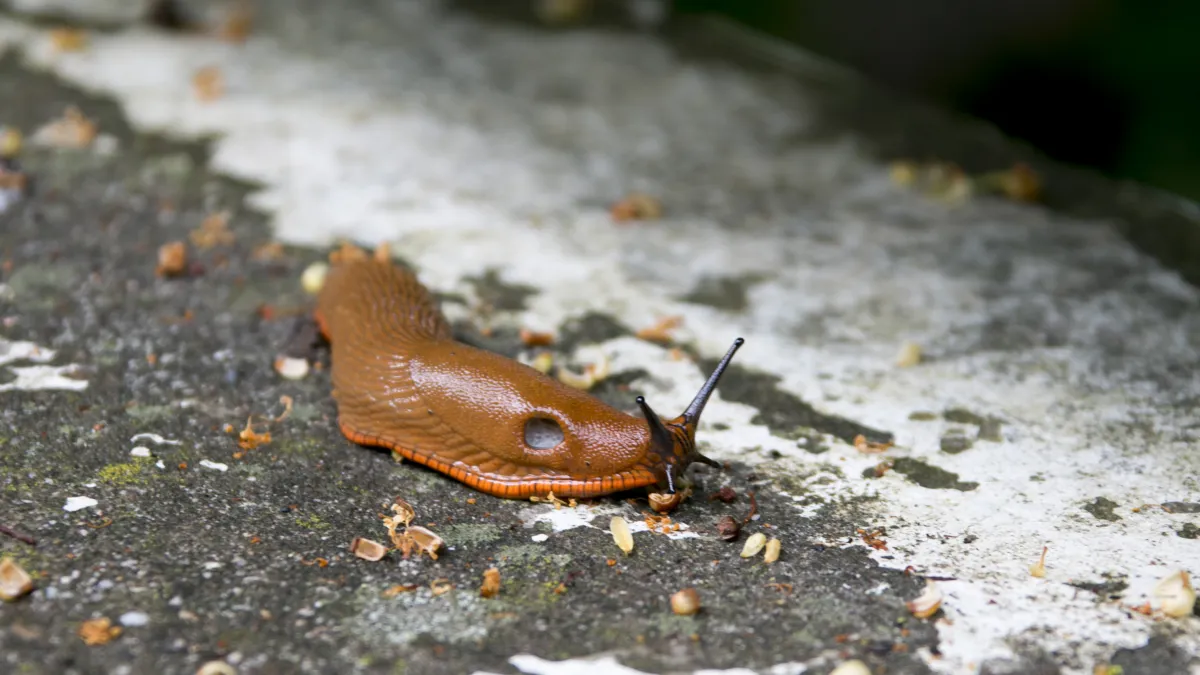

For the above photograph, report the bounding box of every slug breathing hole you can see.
[524,417,565,450]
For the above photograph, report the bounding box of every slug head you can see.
[636,337,744,493]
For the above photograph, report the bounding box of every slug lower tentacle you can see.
[314,247,743,500]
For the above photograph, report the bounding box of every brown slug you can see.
[313,248,743,500]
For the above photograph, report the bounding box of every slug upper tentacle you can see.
[314,247,743,500]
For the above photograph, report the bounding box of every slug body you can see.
[315,254,742,500]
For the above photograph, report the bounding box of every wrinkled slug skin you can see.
[314,259,659,498]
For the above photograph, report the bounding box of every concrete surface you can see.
[0,2,1198,675]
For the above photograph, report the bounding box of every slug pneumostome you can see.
[313,246,743,500]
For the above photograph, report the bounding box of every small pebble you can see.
[130,446,151,458]
[198,460,228,472]
[531,534,549,543]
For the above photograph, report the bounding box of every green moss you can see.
[440,523,502,548]
[295,513,331,531]
[96,458,153,486]
[125,404,173,422]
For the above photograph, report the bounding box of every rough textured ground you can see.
[1,2,1199,675]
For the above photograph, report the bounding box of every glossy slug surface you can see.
[315,257,662,499]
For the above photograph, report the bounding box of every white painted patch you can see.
[63,496,97,512]
[518,504,618,533]
[530,534,549,543]
[129,433,181,445]
[118,610,149,627]
[7,6,1200,674]
[0,364,87,392]
[498,654,808,675]
[199,460,228,472]
[129,446,151,458]
[0,338,54,366]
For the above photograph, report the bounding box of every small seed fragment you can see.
[480,567,501,598]
[0,557,34,602]
[670,587,701,615]
[906,580,944,619]
[196,661,238,675]
[1154,570,1196,618]
[406,526,444,560]
[895,341,922,368]
[528,351,554,374]
[350,537,388,562]
[716,515,741,542]
[764,538,781,563]
[741,532,767,558]
[273,356,309,381]
[300,261,329,295]
[1029,546,1047,578]
[610,516,634,554]
[829,659,871,675]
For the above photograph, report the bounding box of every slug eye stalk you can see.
[638,337,744,493]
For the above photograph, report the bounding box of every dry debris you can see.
[641,512,682,535]
[635,316,682,345]
[216,1,253,42]
[853,434,893,454]
[48,27,88,52]
[519,328,555,347]
[251,241,284,261]
[193,66,224,102]
[610,192,663,223]
[380,499,444,560]
[78,617,122,645]
[31,105,97,149]
[709,486,737,503]
[528,492,575,509]
[480,568,501,598]
[0,557,34,602]
[155,241,188,278]
[382,584,418,597]
[890,159,1042,204]
[716,515,741,542]
[857,528,889,551]
[190,211,235,249]
[430,578,453,596]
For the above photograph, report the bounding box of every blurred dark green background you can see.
[675,0,1200,201]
